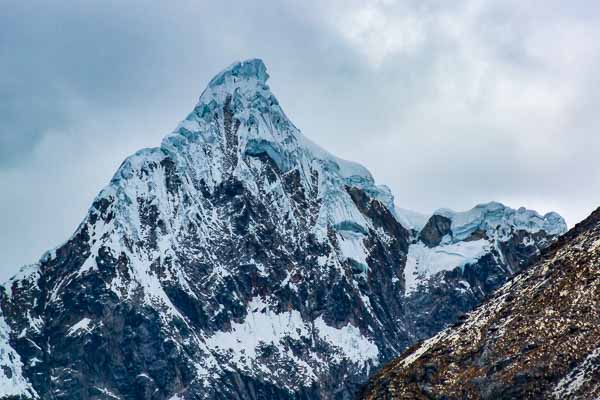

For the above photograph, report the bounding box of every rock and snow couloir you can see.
[0,59,566,399]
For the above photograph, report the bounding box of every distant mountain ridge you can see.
[0,59,566,399]
[396,201,566,343]
[361,207,600,399]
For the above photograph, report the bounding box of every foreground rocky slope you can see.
[0,59,565,400]
[362,207,600,399]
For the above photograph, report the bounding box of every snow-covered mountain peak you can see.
[158,59,376,185]
[207,58,269,88]
[194,59,274,120]
[73,58,406,311]
[10,60,413,398]
[157,58,396,230]
[160,59,367,183]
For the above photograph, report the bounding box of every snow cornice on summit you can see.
[158,58,395,210]
[207,59,270,88]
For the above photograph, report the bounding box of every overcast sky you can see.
[2,0,599,281]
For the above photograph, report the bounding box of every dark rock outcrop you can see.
[418,215,452,247]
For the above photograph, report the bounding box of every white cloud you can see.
[330,0,427,66]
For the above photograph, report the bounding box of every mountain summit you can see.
[0,60,566,399]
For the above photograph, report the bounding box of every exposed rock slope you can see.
[362,207,600,399]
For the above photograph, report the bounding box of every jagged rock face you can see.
[362,208,600,400]
[0,59,411,400]
[0,60,567,400]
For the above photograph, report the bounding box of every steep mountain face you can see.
[0,59,565,400]
[1,59,410,400]
[398,203,566,341]
[362,208,600,400]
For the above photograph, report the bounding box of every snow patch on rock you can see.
[404,239,491,294]
[0,315,38,399]
[67,318,94,337]
[205,296,379,386]
[314,317,379,366]
[553,346,600,398]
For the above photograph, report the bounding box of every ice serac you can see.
[0,59,410,399]
[0,59,567,400]
[362,208,600,399]
[433,201,567,241]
